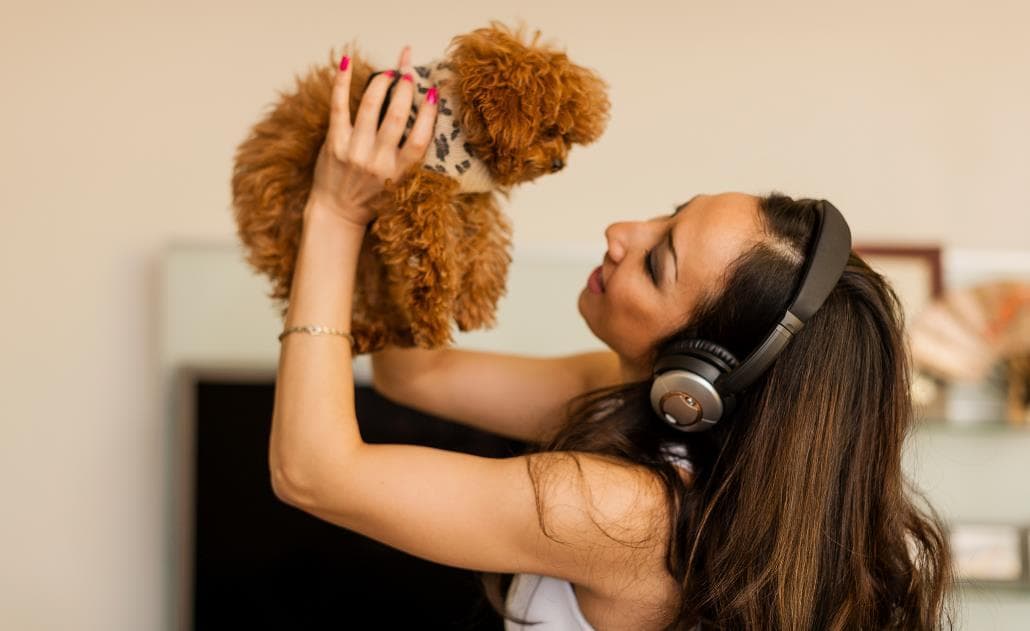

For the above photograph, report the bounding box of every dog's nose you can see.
[551,158,565,172]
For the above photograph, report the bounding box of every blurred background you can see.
[2,0,1028,629]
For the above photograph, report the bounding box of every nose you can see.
[604,221,633,263]
[551,158,564,172]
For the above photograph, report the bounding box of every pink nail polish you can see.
[339,55,349,71]
[427,87,438,104]
[401,73,413,83]
[385,70,396,78]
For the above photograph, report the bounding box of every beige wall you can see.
[1,0,1028,629]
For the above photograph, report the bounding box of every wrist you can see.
[303,199,371,234]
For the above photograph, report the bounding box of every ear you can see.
[554,58,611,145]
[446,22,564,170]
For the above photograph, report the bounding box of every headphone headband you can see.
[716,199,852,395]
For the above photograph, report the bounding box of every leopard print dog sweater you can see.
[371,59,497,194]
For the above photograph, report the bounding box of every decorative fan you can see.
[909,281,1030,425]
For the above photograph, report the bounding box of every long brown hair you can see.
[480,192,955,629]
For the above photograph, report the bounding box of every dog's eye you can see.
[544,125,561,138]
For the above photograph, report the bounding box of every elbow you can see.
[370,359,410,404]
[369,353,396,397]
[268,418,365,510]
[269,458,319,508]
[370,347,444,402]
[369,368,396,399]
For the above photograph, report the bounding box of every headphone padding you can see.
[676,339,740,372]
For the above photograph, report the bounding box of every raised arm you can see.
[371,347,623,444]
[268,46,670,594]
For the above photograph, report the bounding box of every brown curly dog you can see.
[231,21,610,353]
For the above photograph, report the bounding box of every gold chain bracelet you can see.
[278,324,355,348]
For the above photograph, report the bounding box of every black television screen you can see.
[176,369,526,630]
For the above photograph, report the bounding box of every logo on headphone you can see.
[659,392,703,426]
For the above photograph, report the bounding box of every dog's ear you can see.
[553,58,610,146]
[447,22,610,175]
[446,22,551,174]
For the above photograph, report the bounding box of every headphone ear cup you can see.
[650,340,740,432]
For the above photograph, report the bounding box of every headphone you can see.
[650,199,852,432]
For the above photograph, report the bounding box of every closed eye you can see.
[645,247,658,285]
[644,199,690,287]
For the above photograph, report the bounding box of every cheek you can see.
[606,279,662,341]
[612,279,693,344]
[608,276,651,319]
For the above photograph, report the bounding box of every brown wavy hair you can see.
[479,192,955,629]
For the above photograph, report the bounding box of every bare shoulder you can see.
[527,451,671,527]
[525,451,680,591]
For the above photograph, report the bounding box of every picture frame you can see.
[948,522,1029,586]
[853,244,944,322]
[853,245,946,413]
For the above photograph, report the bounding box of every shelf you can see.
[959,581,1030,594]
[915,420,1030,435]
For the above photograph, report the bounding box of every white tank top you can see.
[504,444,695,630]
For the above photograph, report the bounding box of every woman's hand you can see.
[307,45,439,228]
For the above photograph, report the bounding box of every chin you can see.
[577,289,607,345]
[577,287,593,325]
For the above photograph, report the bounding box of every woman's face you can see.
[578,192,765,371]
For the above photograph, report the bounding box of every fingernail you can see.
[385,70,396,78]
[427,86,438,104]
[339,55,349,71]
[401,73,413,83]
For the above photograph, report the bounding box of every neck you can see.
[617,353,651,383]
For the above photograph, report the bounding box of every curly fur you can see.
[231,21,610,353]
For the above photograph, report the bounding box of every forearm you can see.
[269,202,366,490]
[371,347,624,445]
[370,346,448,400]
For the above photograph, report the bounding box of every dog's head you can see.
[446,21,610,187]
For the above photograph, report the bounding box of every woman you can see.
[269,45,954,629]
